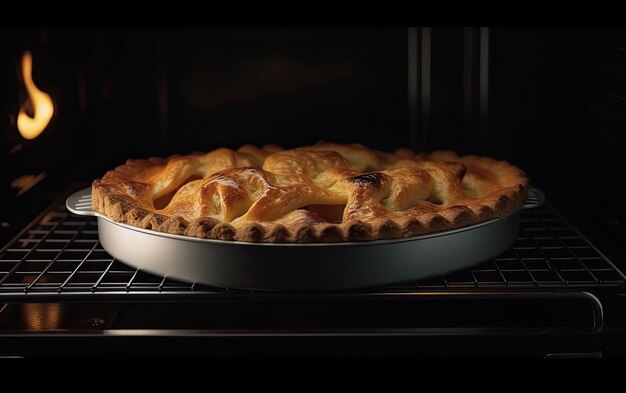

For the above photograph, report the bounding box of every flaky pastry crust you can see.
[92,142,528,243]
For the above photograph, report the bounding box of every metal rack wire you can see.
[0,201,624,296]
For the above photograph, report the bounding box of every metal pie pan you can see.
[67,187,544,292]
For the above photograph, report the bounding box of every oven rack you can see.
[0,200,624,297]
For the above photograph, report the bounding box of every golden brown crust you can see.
[92,142,528,243]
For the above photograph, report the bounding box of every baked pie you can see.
[92,142,528,243]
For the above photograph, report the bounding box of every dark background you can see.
[1,27,625,244]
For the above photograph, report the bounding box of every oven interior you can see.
[0,27,625,358]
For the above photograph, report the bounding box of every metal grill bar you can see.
[518,254,539,287]
[58,241,99,291]
[25,218,88,291]
[0,201,624,297]
[0,217,62,287]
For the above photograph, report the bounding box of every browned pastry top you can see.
[92,142,528,243]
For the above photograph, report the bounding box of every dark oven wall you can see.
[488,28,626,244]
[1,27,409,183]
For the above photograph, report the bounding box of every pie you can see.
[92,142,528,243]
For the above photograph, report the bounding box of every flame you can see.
[17,51,54,140]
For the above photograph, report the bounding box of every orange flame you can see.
[17,51,54,140]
